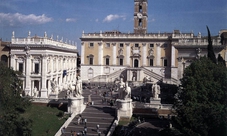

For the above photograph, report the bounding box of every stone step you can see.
[69,121,112,128]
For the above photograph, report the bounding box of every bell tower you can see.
[134,0,148,34]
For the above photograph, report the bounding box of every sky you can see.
[0,0,227,53]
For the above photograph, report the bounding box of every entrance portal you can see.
[134,59,139,68]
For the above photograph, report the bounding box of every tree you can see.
[173,57,227,136]
[217,54,226,67]
[207,26,217,64]
[0,62,32,136]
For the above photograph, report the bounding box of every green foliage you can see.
[0,62,32,136]
[21,104,68,136]
[217,54,226,67]
[173,57,227,136]
[207,26,217,64]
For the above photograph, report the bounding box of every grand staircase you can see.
[89,68,127,83]
[61,88,116,136]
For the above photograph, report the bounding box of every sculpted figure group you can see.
[117,78,131,100]
[74,76,82,97]
[152,82,160,99]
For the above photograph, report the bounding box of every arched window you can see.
[88,68,93,78]
[1,55,8,64]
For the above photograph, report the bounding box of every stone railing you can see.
[54,112,77,136]
[82,32,172,39]
[11,37,77,50]
[106,119,118,136]
[177,38,221,46]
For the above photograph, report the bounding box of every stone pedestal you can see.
[116,99,133,120]
[68,96,86,114]
[49,93,58,99]
[40,89,48,98]
[150,98,161,109]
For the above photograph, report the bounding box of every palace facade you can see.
[80,0,227,84]
[8,31,78,98]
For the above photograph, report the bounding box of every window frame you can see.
[19,63,23,73]
[89,43,94,47]
[149,59,153,66]
[119,43,124,48]
[135,43,139,48]
[119,58,123,66]
[34,63,39,74]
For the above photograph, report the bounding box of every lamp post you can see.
[99,77,100,88]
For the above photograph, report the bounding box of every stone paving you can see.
[61,87,116,136]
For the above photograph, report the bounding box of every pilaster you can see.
[24,54,31,95]
[112,43,117,65]
[98,42,103,65]
[10,54,15,70]
[156,43,161,66]
[40,54,48,98]
[81,42,84,65]
[142,43,147,66]
[171,45,175,67]
[126,43,130,66]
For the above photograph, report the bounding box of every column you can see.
[142,43,147,66]
[59,57,63,84]
[171,45,175,67]
[40,54,48,98]
[112,43,117,65]
[24,54,31,95]
[81,42,84,65]
[50,55,53,72]
[177,57,183,80]
[56,56,58,72]
[98,42,103,65]
[126,43,130,66]
[10,54,15,70]
[156,43,161,66]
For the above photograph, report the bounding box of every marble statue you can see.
[33,87,37,97]
[74,76,82,97]
[50,79,58,94]
[117,77,125,99]
[123,82,131,100]
[152,83,160,99]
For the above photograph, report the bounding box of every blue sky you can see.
[0,0,226,52]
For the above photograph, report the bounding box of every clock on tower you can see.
[134,0,148,34]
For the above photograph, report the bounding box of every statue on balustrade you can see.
[33,86,38,97]
[50,79,58,94]
[117,77,126,99]
[152,82,160,99]
[74,76,82,97]
[123,82,131,100]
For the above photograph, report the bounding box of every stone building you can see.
[8,31,78,98]
[0,39,10,67]
[80,0,227,84]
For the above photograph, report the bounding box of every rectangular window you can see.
[164,59,167,66]
[120,43,124,48]
[89,58,93,65]
[120,58,123,66]
[106,43,110,48]
[150,44,154,48]
[135,43,139,48]
[19,63,23,72]
[149,59,153,66]
[89,43,94,47]
[106,58,109,65]
[35,63,39,74]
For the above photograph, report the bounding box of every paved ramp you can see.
[61,87,116,136]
